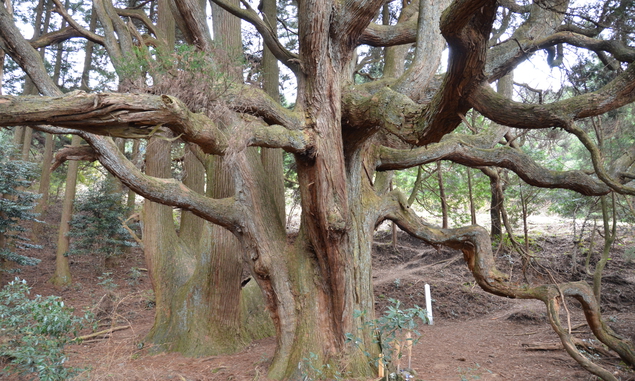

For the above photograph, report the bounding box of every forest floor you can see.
[3,210,635,381]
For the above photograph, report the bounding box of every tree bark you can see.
[50,135,81,286]
[260,0,286,223]
[437,161,448,228]
[32,132,54,240]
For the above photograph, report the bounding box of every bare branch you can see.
[115,8,159,38]
[88,135,244,232]
[227,85,305,129]
[209,0,300,74]
[358,19,417,47]
[377,129,610,196]
[50,0,105,45]
[471,61,635,130]
[565,123,635,196]
[29,27,96,49]
[533,31,635,63]
[51,145,98,171]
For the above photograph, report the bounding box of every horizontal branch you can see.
[51,145,98,171]
[471,60,635,129]
[29,27,90,49]
[532,31,635,63]
[0,92,312,154]
[358,19,417,47]
[377,130,610,196]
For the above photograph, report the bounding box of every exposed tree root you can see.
[388,200,635,381]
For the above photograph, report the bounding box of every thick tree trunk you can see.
[260,0,286,222]
[126,139,140,212]
[143,140,274,355]
[261,9,380,375]
[488,169,503,237]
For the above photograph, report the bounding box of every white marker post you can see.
[424,284,433,325]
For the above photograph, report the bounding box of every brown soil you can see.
[3,211,635,381]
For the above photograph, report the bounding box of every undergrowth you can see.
[0,278,94,380]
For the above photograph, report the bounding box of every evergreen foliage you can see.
[0,278,93,380]
[0,145,42,267]
[67,179,137,259]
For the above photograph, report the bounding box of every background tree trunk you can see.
[49,135,81,286]
[260,0,286,223]
[32,133,54,240]
[437,161,448,228]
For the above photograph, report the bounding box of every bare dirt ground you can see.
[3,211,635,381]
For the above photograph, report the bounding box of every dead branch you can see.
[51,145,98,171]
[76,325,130,341]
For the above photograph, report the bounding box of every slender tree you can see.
[49,135,81,286]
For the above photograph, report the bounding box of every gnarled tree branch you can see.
[378,193,635,379]
[377,129,611,196]
[471,60,635,130]
[0,92,312,154]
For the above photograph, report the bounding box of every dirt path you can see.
[4,222,635,380]
[61,298,592,380]
[412,298,586,381]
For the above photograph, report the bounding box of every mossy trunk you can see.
[143,139,273,356]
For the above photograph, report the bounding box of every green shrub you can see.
[0,278,93,380]
[347,298,428,375]
[0,148,42,268]
[67,179,137,261]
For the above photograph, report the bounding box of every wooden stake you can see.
[395,342,401,372]
[406,331,412,370]
[378,353,384,378]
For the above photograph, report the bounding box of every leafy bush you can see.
[67,179,137,261]
[347,299,428,375]
[299,352,345,381]
[0,146,42,267]
[0,278,93,380]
